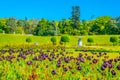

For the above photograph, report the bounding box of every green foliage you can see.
[51,37,57,45]
[6,17,17,33]
[0,29,3,33]
[26,37,32,43]
[110,37,118,43]
[61,35,70,43]
[110,37,118,45]
[60,35,70,47]
[71,6,80,29]
[16,27,23,34]
[0,15,120,36]
[90,16,111,35]
[80,30,88,35]
[34,18,57,36]
[51,37,56,42]
[87,38,94,43]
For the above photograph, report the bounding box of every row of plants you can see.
[25,35,70,46]
[86,36,120,46]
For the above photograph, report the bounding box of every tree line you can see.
[0,6,120,36]
[0,16,120,36]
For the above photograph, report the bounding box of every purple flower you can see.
[101,66,105,71]
[76,57,80,60]
[58,57,62,61]
[76,62,80,65]
[79,53,83,57]
[111,70,116,75]
[51,70,56,75]
[117,65,120,70]
[1,50,5,54]
[18,53,23,57]
[64,57,69,63]
[21,55,26,59]
[57,60,61,64]
[92,59,98,64]
[27,61,32,65]
[80,58,84,63]
[8,56,15,59]
[50,52,55,56]
[108,64,113,69]
[108,59,113,64]
[77,66,82,71]
[63,67,68,72]
[45,54,48,57]
[0,58,2,61]
[87,56,91,60]
[56,64,60,68]
[33,56,38,60]
[102,63,107,68]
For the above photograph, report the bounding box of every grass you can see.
[0,34,120,79]
[0,34,51,47]
[0,34,120,47]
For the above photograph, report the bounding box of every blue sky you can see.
[0,0,120,20]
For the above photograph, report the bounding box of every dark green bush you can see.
[61,35,70,43]
[51,37,57,45]
[87,38,94,43]
[60,35,70,46]
[26,37,32,43]
[110,36,118,46]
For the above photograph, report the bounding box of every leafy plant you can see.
[26,37,32,43]
[110,36,118,46]
[60,35,70,47]
[51,37,57,45]
[87,38,94,45]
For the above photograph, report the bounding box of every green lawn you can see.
[0,34,120,47]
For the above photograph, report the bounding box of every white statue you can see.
[78,38,82,46]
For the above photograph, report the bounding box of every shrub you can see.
[110,36,118,46]
[26,37,32,43]
[87,38,94,46]
[51,37,57,45]
[60,35,70,46]
[87,38,94,43]
[61,36,70,42]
